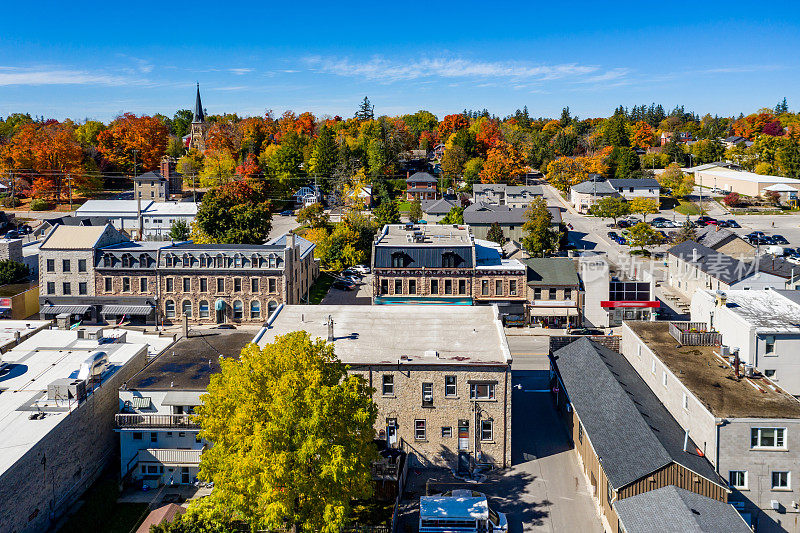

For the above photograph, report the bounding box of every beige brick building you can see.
[258,305,513,470]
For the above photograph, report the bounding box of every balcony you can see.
[116,413,200,429]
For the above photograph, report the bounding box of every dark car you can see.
[607,231,620,240]
[617,220,630,228]
[726,219,741,228]
[568,328,605,336]
[3,230,19,239]
[716,220,729,228]
[279,210,294,216]
[19,225,31,235]
[332,280,355,291]
[772,235,789,245]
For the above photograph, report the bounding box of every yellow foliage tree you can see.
[546,157,587,193]
[479,141,525,184]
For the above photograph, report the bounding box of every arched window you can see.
[391,252,405,268]
[103,254,112,267]
[267,300,278,317]
[233,300,243,319]
[198,300,210,319]
[250,300,261,319]
[181,253,191,267]
[198,254,207,268]
[251,254,260,268]
[139,254,148,267]
[269,255,277,268]
[215,254,224,268]
[165,254,174,267]
[165,300,175,318]
[121,254,131,268]
[441,252,458,268]
[182,300,192,317]
[234,254,242,268]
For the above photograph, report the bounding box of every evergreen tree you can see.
[487,222,505,245]
[775,97,789,114]
[309,125,338,187]
[373,201,400,226]
[408,199,423,223]
[355,96,374,121]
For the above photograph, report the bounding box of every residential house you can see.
[473,184,542,208]
[570,180,620,213]
[523,257,581,328]
[579,255,658,327]
[551,338,732,533]
[406,171,438,201]
[606,178,660,202]
[667,241,786,299]
[257,305,512,470]
[432,143,446,160]
[292,185,322,208]
[621,321,800,531]
[75,200,199,241]
[694,226,755,259]
[463,202,561,242]
[421,198,457,223]
[133,156,183,203]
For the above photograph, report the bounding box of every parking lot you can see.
[321,272,372,305]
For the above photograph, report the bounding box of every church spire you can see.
[192,82,205,123]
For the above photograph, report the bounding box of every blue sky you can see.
[1,1,798,122]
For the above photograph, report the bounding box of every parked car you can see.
[696,216,718,225]
[725,219,741,228]
[607,231,620,240]
[332,280,355,291]
[279,210,294,216]
[568,328,605,336]
[351,265,371,275]
[3,230,19,239]
[772,234,789,245]
[18,224,31,235]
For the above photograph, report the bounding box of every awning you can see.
[162,391,203,406]
[215,299,226,311]
[138,448,202,466]
[41,305,91,315]
[101,305,154,316]
[529,307,579,317]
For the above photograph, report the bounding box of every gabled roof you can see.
[192,83,205,123]
[763,183,800,192]
[40,224,115,250]
[570,180,618,195]
[553,339,723,490]
[463,202,525,224]
[421,198,456,214]
[667,240,752,284]
[523,258,579,286]
[407,171,437,183]
[613,486,750,533]
[694,226,744,251]
[266,233,316,259]
[133,171,167,183]
[607,178,660,189]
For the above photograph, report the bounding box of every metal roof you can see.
[407,171,437,183]
[162,391,204,406]
[138,448,202,465]
[41,304,91,314]
[266,234,316,259]
[607,178,660,189]
[667,240,752,284]
[524,258,580,286]
[100,305,154,316]
[570,180,618,195]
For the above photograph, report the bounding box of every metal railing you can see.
[115,413,199,429]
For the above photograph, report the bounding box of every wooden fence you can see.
[669,321,721,346]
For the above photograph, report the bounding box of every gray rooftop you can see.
[614,486,750,533]
[258,305,511,366]
[607,178,660,189]
[523,258,580,286]
[668,240,751,284]
[570,180,618,195]
[421,198,457,215]
[266,234,316,259]
[696,288,800,333]
[407,171,437,183]
[694,226,746,251]
[553,339,722,490]
[464,203,526,224]
[374,224,473,247]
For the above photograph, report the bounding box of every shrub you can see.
[1,197,21,208]
[723,192,741,207]
[29,199,53,211]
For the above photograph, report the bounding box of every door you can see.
[181,467,190,484]
[386,418,397,447]
[457,452,471,475]
[215,300,226,323]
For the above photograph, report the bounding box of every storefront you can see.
[600,300,660,326]
[529,306,580,328]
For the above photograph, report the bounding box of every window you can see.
[199,300,209,318]
[140,254,148,267]
[268,301,278,317]
[47,281,55,295]
[481,280,489,296]
[564,288,572,300]
[751,427,786,449]
[250,300,261,319]
[104,278,112,292]
[549,288,557,300]
[234,278,242,292]
[765,369,777,378]
[233,300,243,319]
[441,253,457,268]
[772,471,790,490]
[765,336,776,354]
[509,280,517,296]
[133,432,142,440]
[430,279,439,294]
[578,422,583,444]
[444,279,453,294]
[607,479,614,507]
[382,375,394,396]
[408,279,417,294]
[122,277,130,292]
[394,279,403,294]
[103,254,112,267]
[62,259,70,272]
[183,277,191,292]
[251,278,259,293]
[78,282,87,295]
[150,432,157,442]
[682,392,689,410]
[480,420,493,441]
[470,382,496,400]
[442,427,452,438]
[380,279,389,295]
[445,376,457,397]
[166,277,174,292]
[78,259,86,272]
[422,383,433,406]
[662,371,668,388]
[729,471,748,489]
[46,259,54,272]
[458,279,466,295]
[182,300,192,317]
[217,278,225,292]
[495,280,503,296]
[415,420,426,440]
[533,288,541,299]
[391,253,404,268]
[268,278,277,293]
[164,300,176,318]
[62,282,71,295]
[121,254,131,268]
[200,278,208,293]
[651,359,656,374]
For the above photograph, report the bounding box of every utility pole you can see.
[67,174,73,211]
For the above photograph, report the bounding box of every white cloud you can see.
[229,68,254,75]
[0,68,131,86]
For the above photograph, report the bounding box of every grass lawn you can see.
[308,271,336,304]
[58,476,149,533]
[396,200,412,212]
[674,201,702,216]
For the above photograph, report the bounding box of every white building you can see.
[693,167,800,197]
[579,255,658,327]
[76,200,199,240]
[691,288,800,395]
[141,202,199,240]
[606,178,660,202]
[569,180,619,213]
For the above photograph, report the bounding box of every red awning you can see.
[600,301,660,308]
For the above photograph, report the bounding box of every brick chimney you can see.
[160,156,175,178]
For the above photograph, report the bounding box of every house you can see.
[257,305,512,470]
[421,198,457,223]
[406,171,438,201]
[579,255,658,327]
[523,257,581,328]
[462,202,561,242]
[762,183,799,205]
[693,168,800,196]
[472,184,542,208]
[0,322,173,533]
[690,288,800,394]
[75,201,199,241]
[723,136,748,149]
[371,224,526,311]
[432,143,446,160]
[35,215,114,238]
[117,329,255,488]
[694,226,755,258]
[667,241,786,298]
[570,180,619,213]
[133,156,183,202]
[751,254,800,289]
[292,185,322,208]
[606,178,660,202]
[621,321,800,531]
[551,338,730,533]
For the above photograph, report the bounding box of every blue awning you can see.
[214,299,226,311]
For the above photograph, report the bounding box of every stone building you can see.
[38,224,318,325]
[133,156,184,202]
[258,305,513,470]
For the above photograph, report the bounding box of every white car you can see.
[351,264,371,275]
[420,490,507,533]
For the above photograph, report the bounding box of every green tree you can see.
[658,163,694,199]
[373,201,400,226]
[486,222,505,244]
[199,150,236,187]
[603,114,630,147]
[166,137,186,158]
[627,222,664,254]
[296,203,330,229]
[463,157,484,188]
[355,96,375,121]
[195,181,273,244]
[168,220,190,241]
[74,120,106,147]
[592,196,630,226]
[408,199,423,222]
[777,142,800,178]
[193,332,378,533]
[610,146,640,178]
[629,197,659,222]
[521,197,558,256]
[309,125,338,185]
[439,205,464,225]
[172,109,194,138]
[0,260,29,285]
[673,221,698,244]
[441,145,468,181]
[366,138,387,176]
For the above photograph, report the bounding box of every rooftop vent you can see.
[47,378,86,402]
[424,350,439,358]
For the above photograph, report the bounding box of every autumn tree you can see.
[764,190,782,206]
[629,197,659,222]
[193,332,377,533]
[658,163,694,199]
[627,222,664,255]
[592,196,630,226]
[438,114,469,138]
[306,212,376,270]
[441,145,468,181]
[195,181,273,244]
[178,149,204,187]
[522,197,558,256]
[463,157,484,187]
[630,121,655,149]
[96,113,169,172]
[480,142,525,184]
[199,149,237,187]
[296,203,330,229]
[408,199,423,223]
[546,157,587,193]
[722,192,741,207]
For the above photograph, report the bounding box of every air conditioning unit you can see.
[423,394,433,402]
[48,378,87,402]
[771,500,781,511]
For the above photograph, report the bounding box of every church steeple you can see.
[192,82,205,123]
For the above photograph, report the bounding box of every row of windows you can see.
[45,258,87,273]
[413,419,493,442]
[162,252,283,269]
[729,470,791,491]
[532,287,573,300]
[479,279,517,297]
[379,278,517,297]
[381,375,496,401]
[163,299,279,319]
[103,277,278,294]
[46,281,87,295]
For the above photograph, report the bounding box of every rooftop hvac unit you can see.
[745,365,755,378]
[720,345,730,357]
[77,328,104,341]
[77,351,109,382]
[47,378,87,402]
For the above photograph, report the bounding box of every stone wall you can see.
[0,238,23,262]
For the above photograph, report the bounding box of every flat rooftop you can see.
[0,320,49,349]
[375,224,473,247]
[127,329,258,391]
[627,321,800,418]
[258,305,511,366]
[698,289,800,333]
[0,327,173,477]
[697,168,800,184]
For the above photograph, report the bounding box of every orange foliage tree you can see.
[437,114,469,138]
[96,113,168,172]
[474,118,503,154]
[630,121,655,149]
[479,142,526,184]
